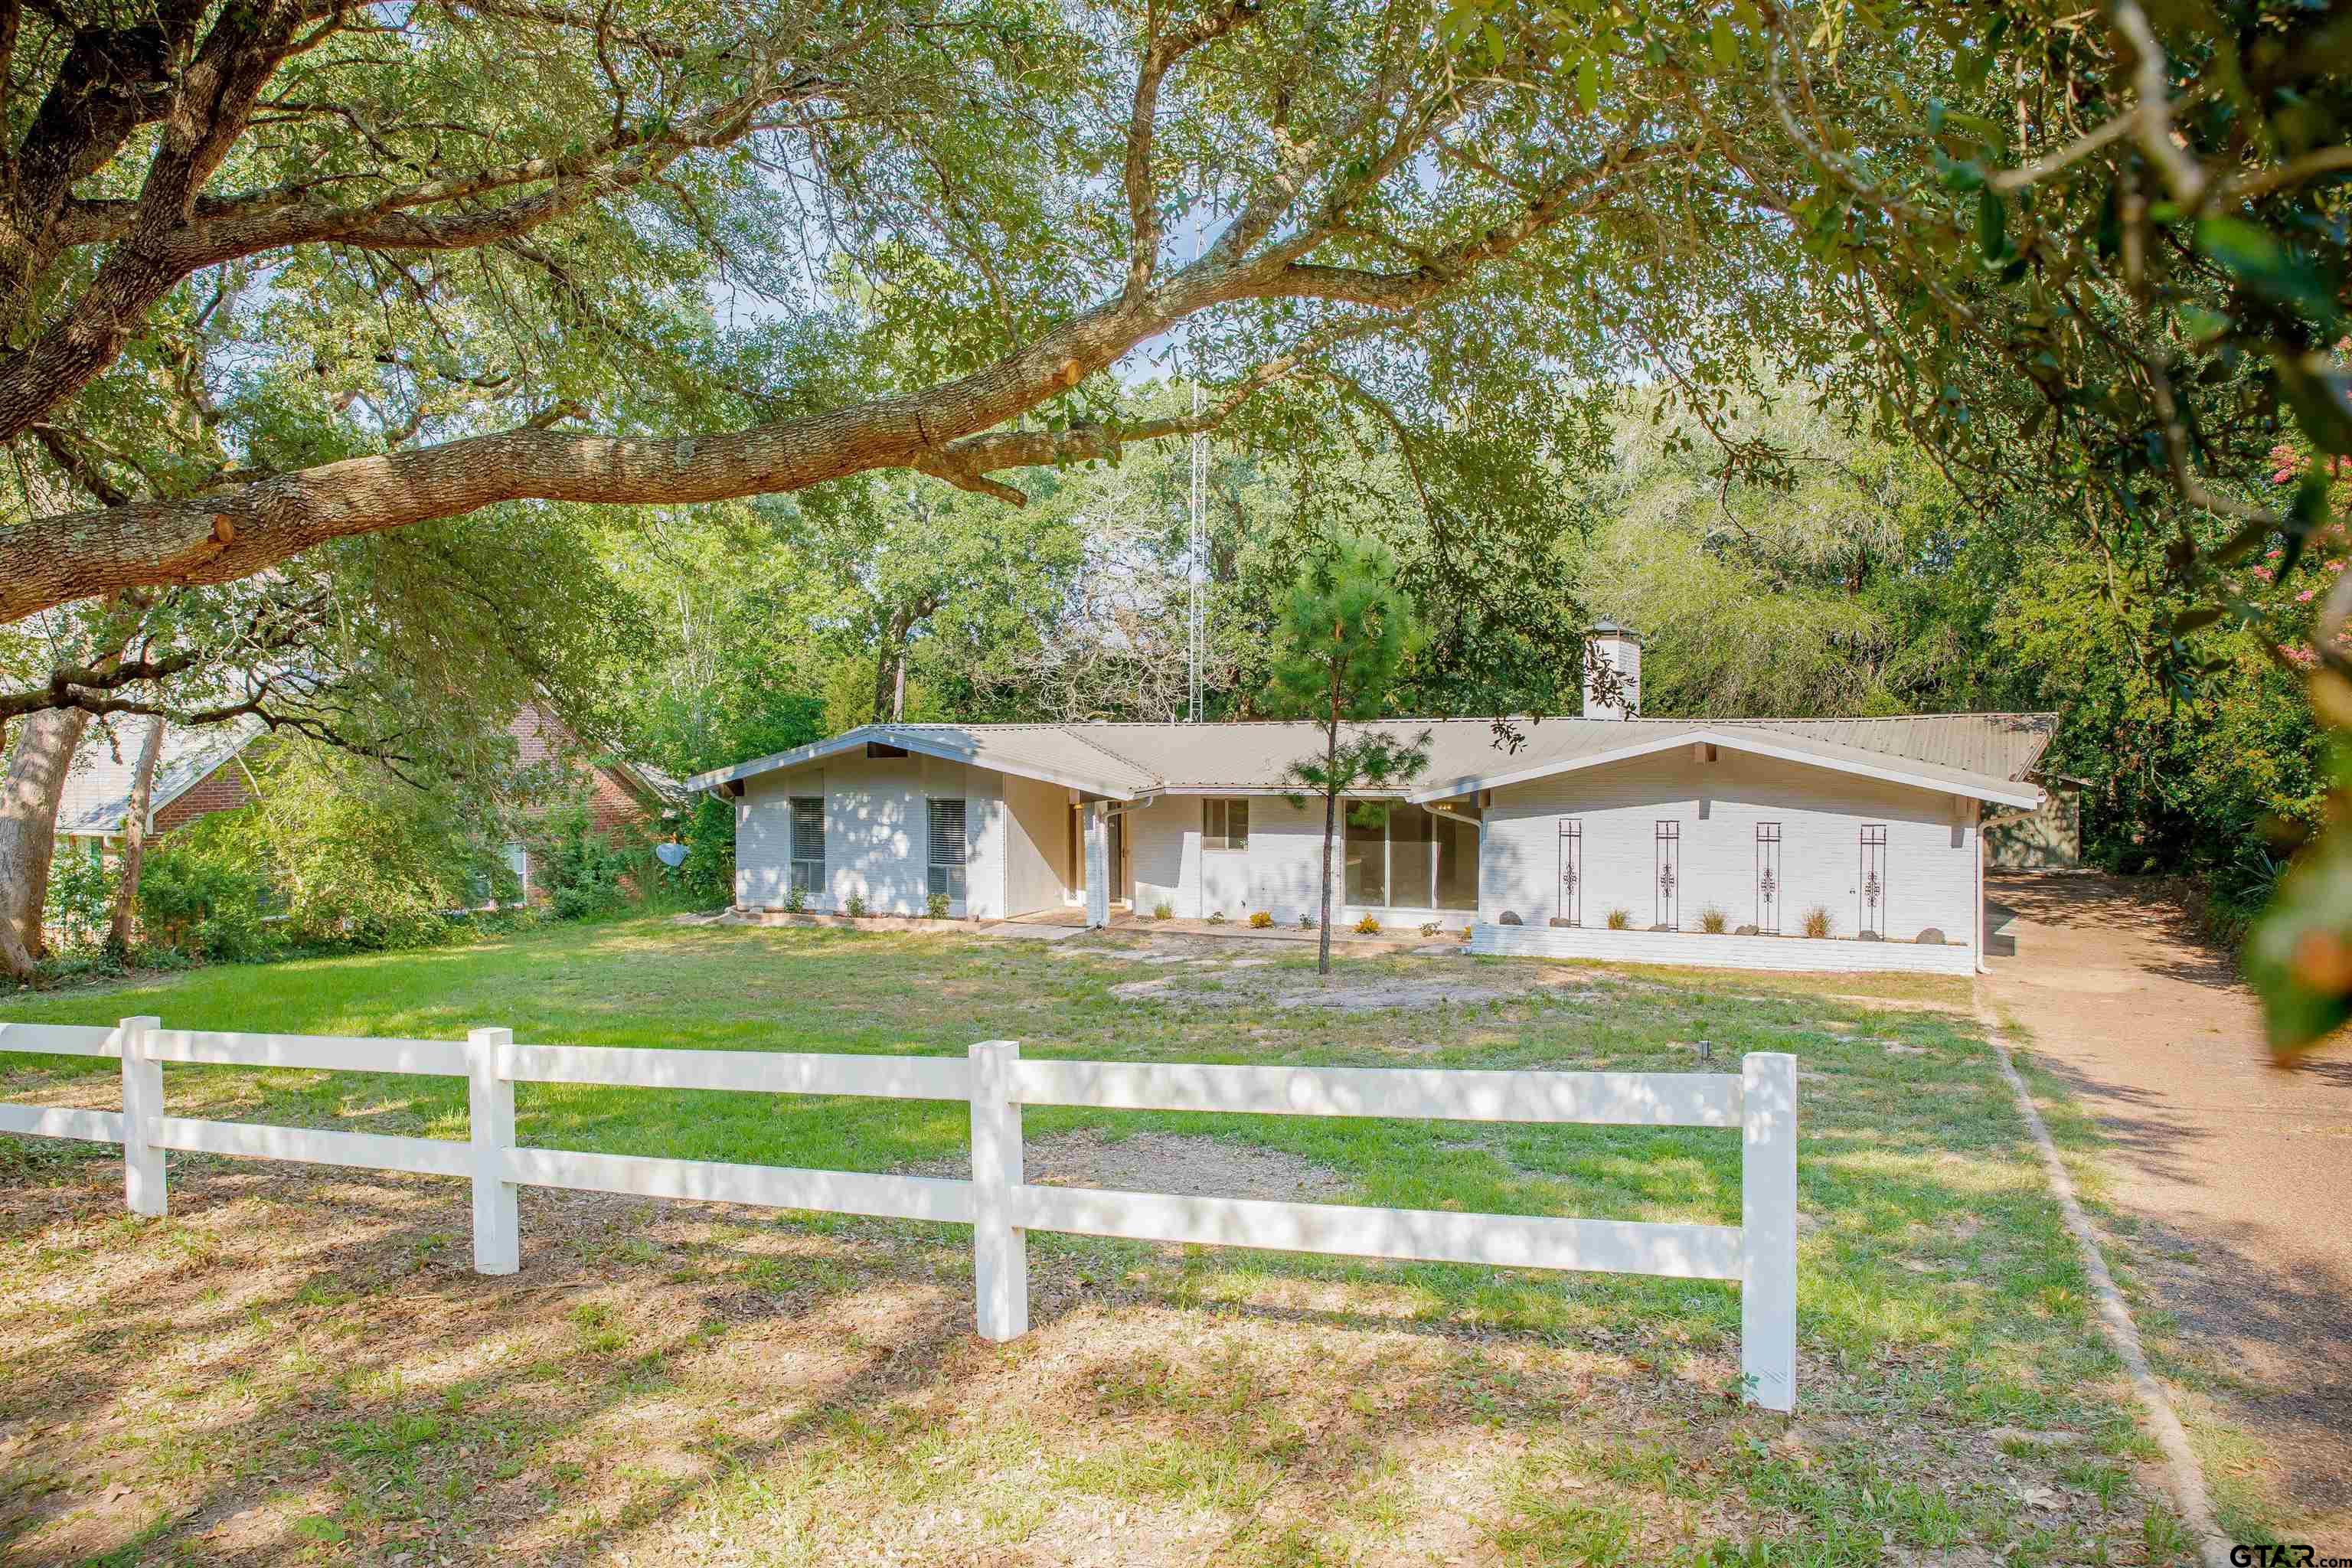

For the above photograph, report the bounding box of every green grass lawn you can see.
[0,916,2196,1565]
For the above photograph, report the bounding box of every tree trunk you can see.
[0,704,93,966]
[0,720,27,982]
[106,716,165,959]
[1318,657,1342,977]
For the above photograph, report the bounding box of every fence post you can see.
[1741,1050,1798,1412]
[119,1014,164,1217]
[968,1039,1027,1341]
[468,1027,519,1275]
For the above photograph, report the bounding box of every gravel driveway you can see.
[1981,871,2352,1548]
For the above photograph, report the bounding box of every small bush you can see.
[844,893,868,919]
[42,846,114,952]
[1207,910,1227,925]
[1606,907,1632,930]
[535,805,635,920]
[1420,921,1440,936]
[925,891,950,920]
[1298,912,1315,929]
[1802,906,1833,939]
[1152,900,1174,920]
[782,884,807,913]
[1698,905,1728,934]
[1354,914,1381,935]
[1248,910,1273,928]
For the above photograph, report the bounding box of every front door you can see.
[1111,811,1129,906]
[1070,806,1132,906]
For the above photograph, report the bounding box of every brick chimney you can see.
[1583,622,1642,719]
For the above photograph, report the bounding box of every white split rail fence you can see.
[0,1018,1800,1410]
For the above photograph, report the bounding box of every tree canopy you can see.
[4,0,2350,1041]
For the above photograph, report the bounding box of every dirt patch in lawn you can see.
[1067,947,1609,1012]
[905,1129,1348,1204]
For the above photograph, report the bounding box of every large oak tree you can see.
[2,0,2350,1041]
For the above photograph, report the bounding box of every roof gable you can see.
[56,717,267,837]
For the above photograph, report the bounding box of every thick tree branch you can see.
[1122,0,1260,303]
[0,26,848,447]
[0,135,1644,622]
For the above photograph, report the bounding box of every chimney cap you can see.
[1588,619,1642,641]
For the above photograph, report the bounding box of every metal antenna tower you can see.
[1187,376,1206,723]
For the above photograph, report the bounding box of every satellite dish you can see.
[654,841,688,869]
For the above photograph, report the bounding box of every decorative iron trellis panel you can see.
[1858,824,1888,938]
[1755,822,1782,935]
[1557,820,1583,926]
[1655,821,1681,930]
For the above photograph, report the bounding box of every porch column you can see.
[1083,802,1111,929]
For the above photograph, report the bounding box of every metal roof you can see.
[688,712,2057,808]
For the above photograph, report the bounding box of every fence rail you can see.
[0,1017,1799,1410]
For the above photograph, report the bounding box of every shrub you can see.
[1153,900,1174,920]
[1298,912,1315,929]
[844,893,868,919]
[1248,910,1273,928]
[534,804,636,920]
[675,792,737,906]
[233,741,480,950]
[1606,907,1632,930]
[1354,914,1381,935]
[926,891,950,920]
[1802,906,1833,939]
[41,844,114,952]
[1420,921,1440,936]
[138,820,279,962]
[782,884,807,913]
[1207,910,1226,924]
[1698,906,1728,934]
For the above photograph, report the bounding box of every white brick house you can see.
[688,631,2053,975]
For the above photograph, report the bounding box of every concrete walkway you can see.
[1981,872,2352,1547]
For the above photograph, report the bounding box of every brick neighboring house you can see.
[55,717,270,848]
[55,706,682,903]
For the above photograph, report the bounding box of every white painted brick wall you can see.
[1469,922,1978,974]
[1127,795,1477,929]
[734,754,1014,917]
[1480,746,1977,948]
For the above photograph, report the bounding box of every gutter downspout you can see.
[1975,799,1988,975]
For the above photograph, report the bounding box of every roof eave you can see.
[684,725,1143,801]
[1407,726,2044,809]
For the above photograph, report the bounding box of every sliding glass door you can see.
[1344,801,1477,911]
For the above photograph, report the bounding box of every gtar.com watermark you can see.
[2232,1547,2352,1567]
